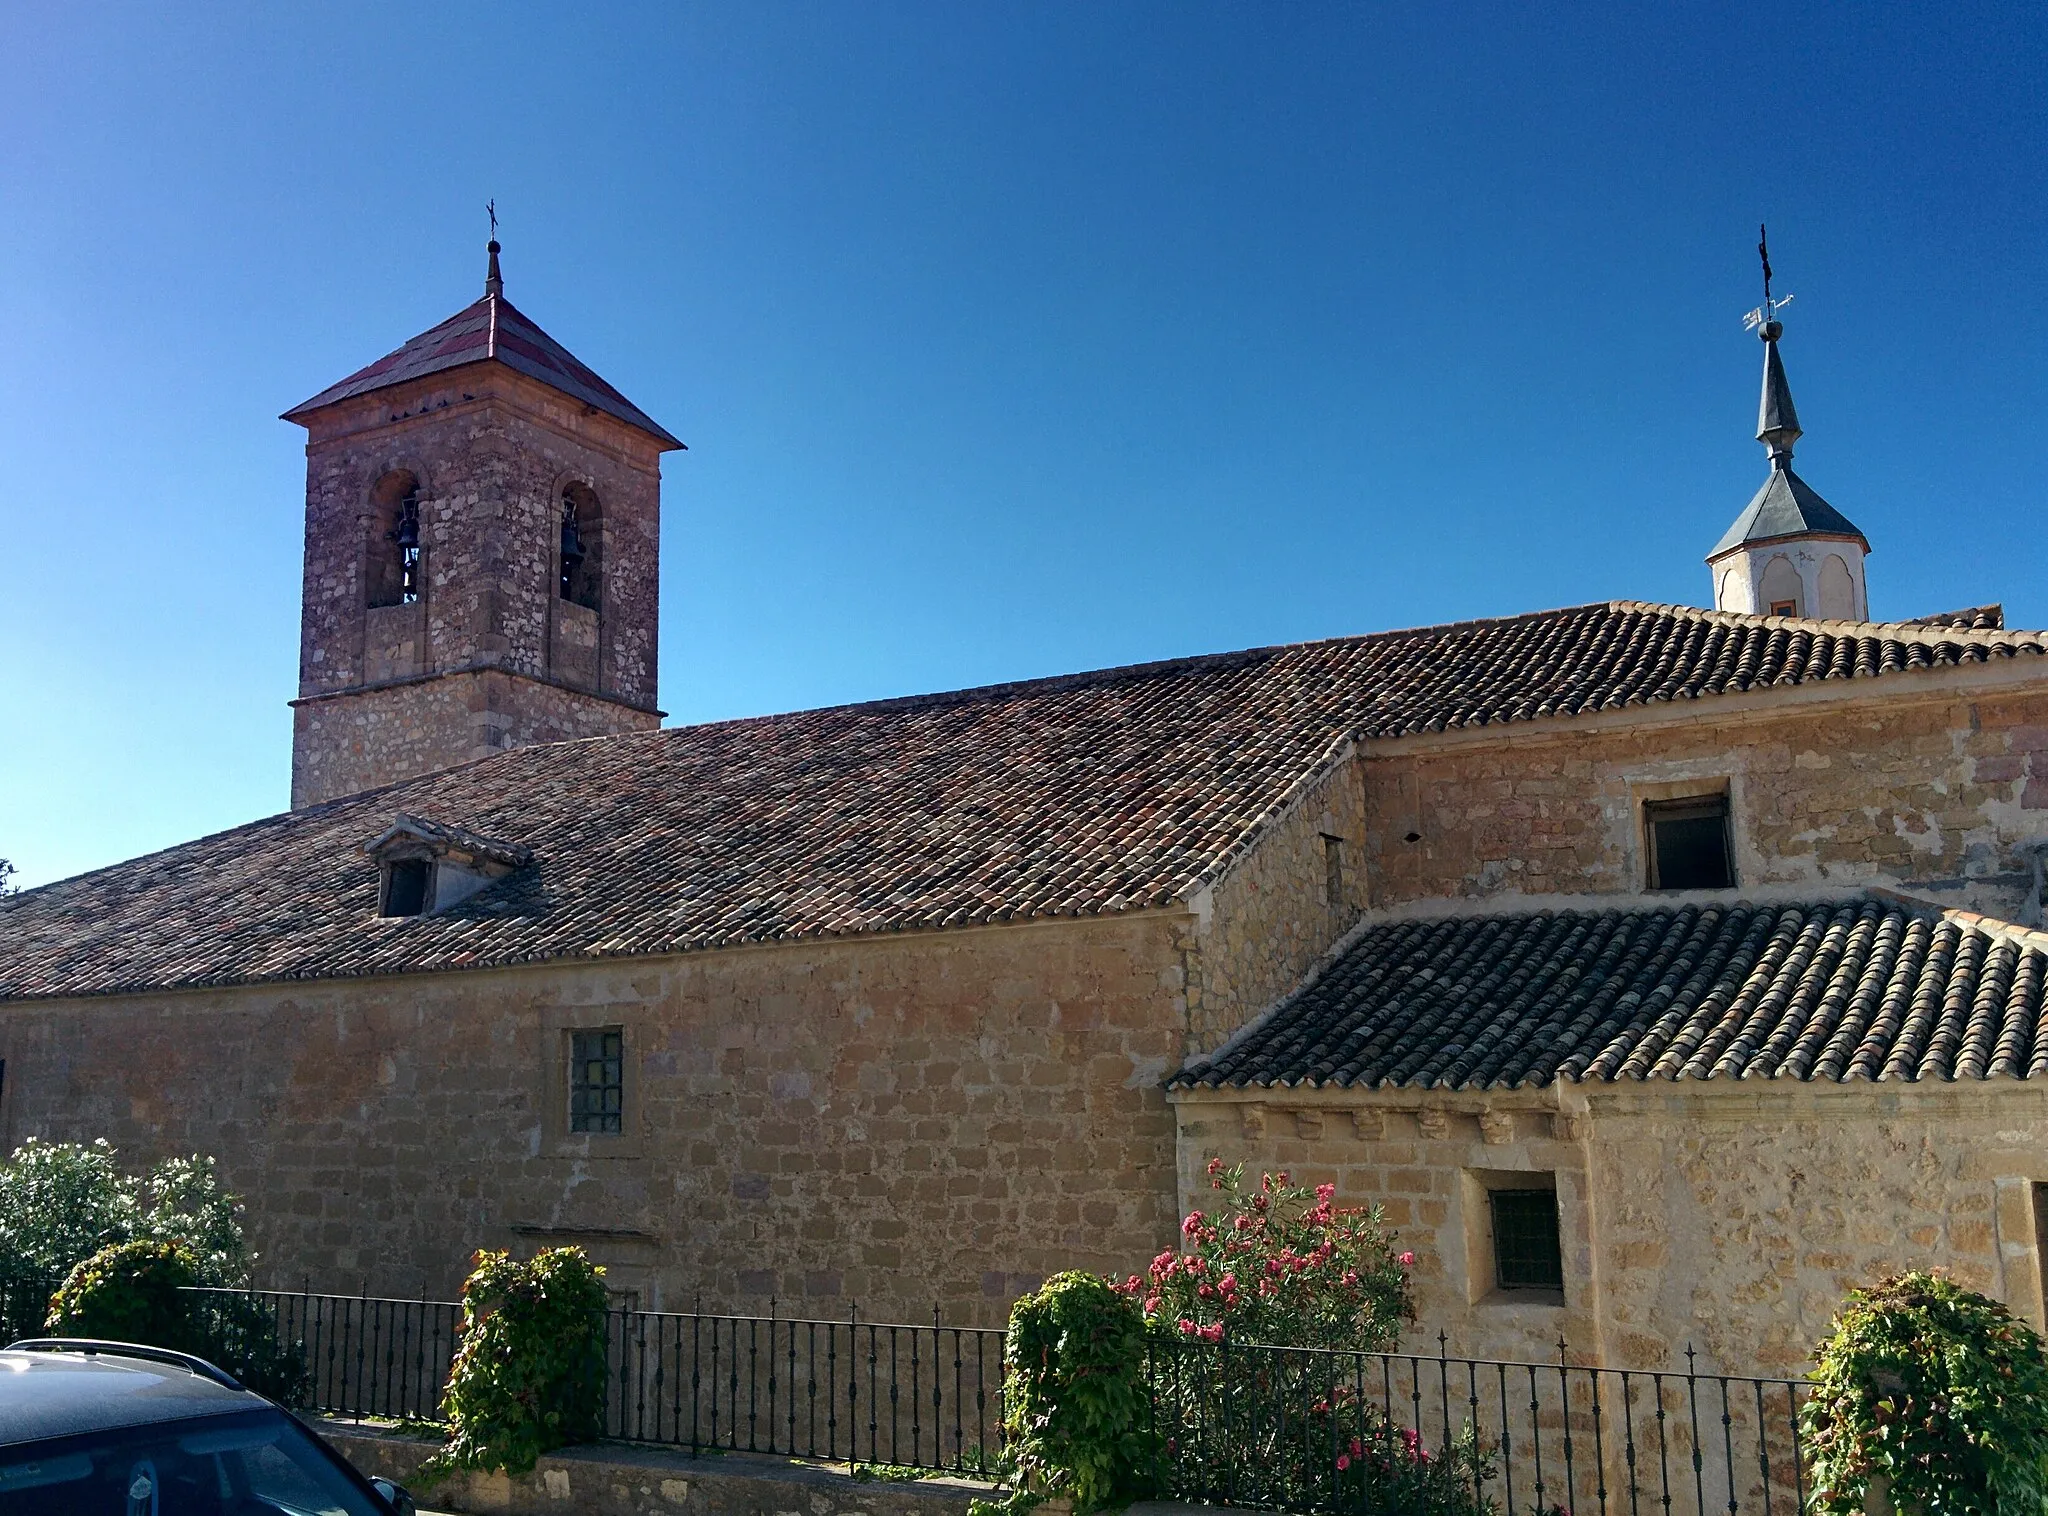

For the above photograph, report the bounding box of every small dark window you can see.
[1769,600,1798,617]
[380,859,431,917]
[1645,794,1734,890]
[1322,834,1346,906]
[1491,1188,1563,1292]
[570,1027,624,1134]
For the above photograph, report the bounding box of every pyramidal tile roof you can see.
[1,600,2042,1002]
[1172,897,2048,1091]
[284,292,683,449]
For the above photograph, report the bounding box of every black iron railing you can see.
[183,1289,1006,1476]
[1149,1333,1811,1516]
[604,1305,1006,1473]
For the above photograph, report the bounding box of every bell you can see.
[388,501,420,551]
[560,513,585,576]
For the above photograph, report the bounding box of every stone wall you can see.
[1177,755,1370,1053]
[1172,1079,2048,1379]
[1361,677,2048,923]
[0,913,1187,1326]
[290,367,669,806]
[290,667,660,808]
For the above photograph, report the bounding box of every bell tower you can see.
[283,240,683,808]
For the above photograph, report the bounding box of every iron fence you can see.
[182,1289,1006,1476]
[604,1305,1006,1473]
[1149,1333,1811,1516]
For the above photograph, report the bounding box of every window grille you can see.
[1490,1187,1563,1291]
[1644,793,1734,890]
[570,1027,625,1134]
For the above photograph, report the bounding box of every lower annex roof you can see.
[1,599,2042,1003]
[1172,897,2048,1091]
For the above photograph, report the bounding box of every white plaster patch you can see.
[544,1467,571,1498]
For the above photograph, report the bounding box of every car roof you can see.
[0,1349,269,1445]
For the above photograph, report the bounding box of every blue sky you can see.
[4,2,2043,889]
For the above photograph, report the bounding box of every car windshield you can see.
[0,1408,387,1515]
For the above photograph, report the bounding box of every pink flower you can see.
[1199,1322,1224,1343]
[1219,1273,1237,1293]
[1143,1294,1161,1315]
[1317,1183,1336,1202]
[1336,1454,1351,1471]
[1206,1156,1224,1176]
[1182,1210,1206,1238]
[1399,1251,1416,1267]
[1177,1317,1197,1336]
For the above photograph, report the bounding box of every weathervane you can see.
[487,199,498,241]
[1743,223,1794,335]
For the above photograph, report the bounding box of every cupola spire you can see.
[484,199,503,298]
[1707,227,1871,622]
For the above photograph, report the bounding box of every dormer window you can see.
[363,814,533,918]
[380,859,431,917]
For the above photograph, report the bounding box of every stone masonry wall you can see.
[1361,679,2048,922]
[1174,1079,2048,1380]
[291,668,659,809]
[291,368,667,805]
[1177,756,1370,1054]
[0,913,1186,1327]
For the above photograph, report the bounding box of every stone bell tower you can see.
[283,240,684,808]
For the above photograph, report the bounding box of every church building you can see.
[3,245,2047,1382]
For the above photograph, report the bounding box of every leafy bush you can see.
[421,1248,611,1483]
[1803,1270,2048,1516]
[1132,1166,1491,1516]
[44,1239,201,1350]
[0,1138,251,1341]
[1118,1161,1413,1350]
[975,1272,1155,1516]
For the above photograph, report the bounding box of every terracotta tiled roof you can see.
[1904,605,2005,632]
[1171,898,2048,1090]
[283,293,683,449]
[3,601,2043,1002]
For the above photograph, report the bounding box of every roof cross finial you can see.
[484,199,503,298]
[1742,222,1793,337]
[1745,225,1802,467]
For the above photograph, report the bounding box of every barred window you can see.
[1490,1188,1563,1292]
[570,1027,624,1134]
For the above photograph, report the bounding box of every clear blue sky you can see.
[4,2,2043,889]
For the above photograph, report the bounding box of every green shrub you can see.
[0,1138,252,1342]
[976,1271,1154,1516]
[421,1247,610,1483]
[44,1239,201,1350]
[1803,1270,2048,1516]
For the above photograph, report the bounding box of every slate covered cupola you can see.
[1707,275,1871,621]
[282,238,683,809]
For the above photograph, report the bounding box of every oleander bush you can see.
[1802,1270,2048,1516]
[0,1138,251,1340]
[1124,1165,1491,1515]
[421,1247,611,1484]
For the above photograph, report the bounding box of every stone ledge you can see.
[314,1419,991,1516]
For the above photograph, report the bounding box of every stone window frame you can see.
[1320,833,1348,907]
[1631,776,1740,893]
[539,1006,644,1159]
[1461,1168,1566,1309]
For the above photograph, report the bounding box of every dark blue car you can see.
[0,1340,416,1515]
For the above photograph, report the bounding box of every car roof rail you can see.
[4,1338,246,1392]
